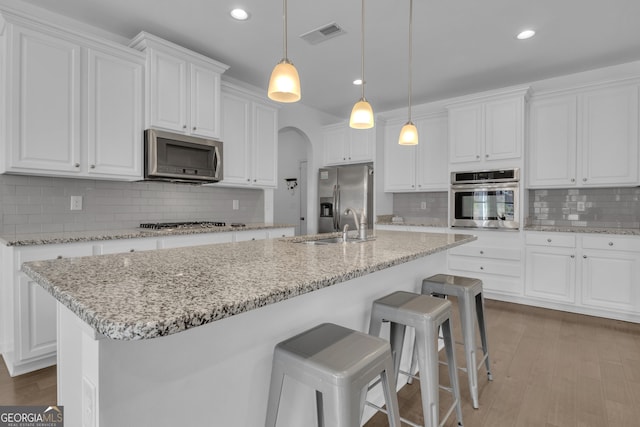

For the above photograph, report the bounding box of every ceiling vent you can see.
[300,22,345,45]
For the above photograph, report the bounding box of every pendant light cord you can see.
[283,0,288,60]
[361,0,366,100]
[408,0,413,122]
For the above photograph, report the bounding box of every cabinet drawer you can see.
[448,245,521,260]
[448,255,521,277]
[582,235,640,252]
[525,233,576,248]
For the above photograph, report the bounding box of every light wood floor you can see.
[365,299,640,427]
[2,300,640,427]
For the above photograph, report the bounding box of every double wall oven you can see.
[450,168,520,230]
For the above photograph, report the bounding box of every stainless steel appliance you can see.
[144,129,223,183]
[450,168,520,229]
[318,163,373,233]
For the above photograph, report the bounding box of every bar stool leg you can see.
[380,357,402,427]
[389,322,407,386]
[459,293,480,409]
[476,293,493,380]
[415,327,439,427]
[442,318,463,426]
[316,390,325,427]
[265,361,285,427]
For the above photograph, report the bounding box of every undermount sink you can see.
[301,237,375,245]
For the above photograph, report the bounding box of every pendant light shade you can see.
[398,121,419,145]
[268,0,301,103]
[349,98,374,129]
[398,0,418,145]
[350,0,374,129]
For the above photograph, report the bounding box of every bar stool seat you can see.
[421,274,493,409]
[368,291,463,427]
[265,322,401,427]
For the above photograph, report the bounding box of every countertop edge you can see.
[23,232,476,340]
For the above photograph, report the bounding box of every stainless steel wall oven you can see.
[450,168,520,229]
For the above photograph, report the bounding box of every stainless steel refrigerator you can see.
[318,163,374,233]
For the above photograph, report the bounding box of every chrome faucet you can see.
[344,208,367,240]
[342,224,349,241]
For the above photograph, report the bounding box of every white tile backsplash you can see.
[0,175,264,233]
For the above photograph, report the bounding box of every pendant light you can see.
[398,0,418,145]
[349,0,374,129]
[268,0,301,103]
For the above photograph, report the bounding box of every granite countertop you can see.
[0,223,295,246]
[377,221,449,228]
[523,225,640,235]
[22,230,475,340]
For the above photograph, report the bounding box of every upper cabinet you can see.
[322,123,375,166]
[218,82,278,188]
[447,88,529,169]
[0,12,145,180]
[384,113,448,192]
[129,32,229,140]
[528,82,639,188]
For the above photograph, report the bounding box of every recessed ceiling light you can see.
[230,8,249,21]
[516,29,536,40]
[353,79,363,85]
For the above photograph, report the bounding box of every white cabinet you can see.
[322,123,375,165]
[130,32,228,140]
[447,230,524,296]
[158,233,233,249]
[528,83,639,187]
[580,235,640,312]
[384,114,448,191]
[525,232,640,319]
[524,234,577,303]
[219,83,278,188]
[268,228,295,238]
[1,242,94,376]
[1,16,145,181]
[447,88,528,168]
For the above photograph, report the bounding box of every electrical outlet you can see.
[420,201,427,210]
[577,201,585,212]
[70,196,83,211]
[232,200,239,210]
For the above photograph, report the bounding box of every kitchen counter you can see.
[22,230,474,340]
[524,225,640,235]
[0,223,293,246]
[26,230,475,426]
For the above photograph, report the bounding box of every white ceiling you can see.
[17,0,640,118]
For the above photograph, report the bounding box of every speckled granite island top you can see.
[22,230,475,340]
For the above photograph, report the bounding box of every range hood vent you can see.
[300,22,345,45]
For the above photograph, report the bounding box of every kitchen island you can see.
[22,230,475,426]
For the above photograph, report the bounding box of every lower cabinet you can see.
[525,232,640,320]
[1,227,294,376]
[447,230,524,297]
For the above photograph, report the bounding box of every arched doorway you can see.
[274,127,311,235]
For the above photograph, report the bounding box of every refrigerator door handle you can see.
[333,185,340,231]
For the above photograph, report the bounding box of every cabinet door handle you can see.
[476,155,480,159]
[571,178,575,183]
[547,238,552,243]
[192,127,196,131]
[480,266,484,270]
[583,255,587,259]
[570,255,575,259]
[246,179,250,182]
[479,250,484,254]
[74,163,80,168]
[253,179,257,182]
[129,249,135,252]
[583,178,587,182]
[485,154,489,158]
[608,242,614,246]
[56,255,63,259]
[183,125,187,129]
[90,164,95,169]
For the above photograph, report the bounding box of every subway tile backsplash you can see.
[528,188,640,229]
[392,192,448,223]
[0,175,264,234]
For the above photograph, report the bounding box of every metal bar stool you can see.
[368,291,463,427]
[265,322,401,427]
[421,274,492,409]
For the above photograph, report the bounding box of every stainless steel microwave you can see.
[144,129,223,183]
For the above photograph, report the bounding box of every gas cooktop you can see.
[140,221,227,230]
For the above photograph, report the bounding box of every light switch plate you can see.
[71,196,83,211]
